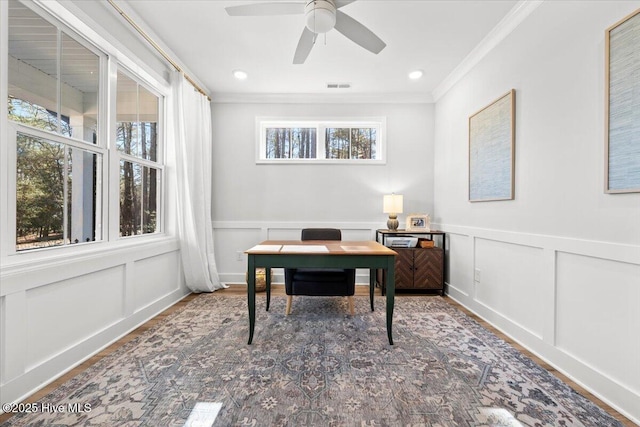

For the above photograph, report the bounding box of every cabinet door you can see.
[412,248,444,290]
[394,249,415,289]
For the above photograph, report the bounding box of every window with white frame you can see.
[4,0,164,253]
[258,119,385,163]
[116,71,162,237]
[7,0,103,251]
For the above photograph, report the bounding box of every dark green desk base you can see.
[247,253,396,345]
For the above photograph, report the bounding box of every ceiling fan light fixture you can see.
[226,0,385,65]
[305,0,336,34]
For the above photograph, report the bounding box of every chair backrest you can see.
[301,228,342,241]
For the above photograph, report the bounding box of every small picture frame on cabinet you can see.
[406,214,430,231]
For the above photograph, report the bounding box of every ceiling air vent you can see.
[327,83,351,89]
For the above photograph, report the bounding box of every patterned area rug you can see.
[3,294,622,426]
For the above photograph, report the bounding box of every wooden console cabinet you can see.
[376,229,446,295]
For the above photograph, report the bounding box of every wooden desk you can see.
[245,240,397,345]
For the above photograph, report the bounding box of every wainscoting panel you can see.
[446,233,472,296]
[133,251,181,312]
[475,238,545,339]
[25,266,126,370]
[341,228,376,241]
[267,228,304,240]
[555,251,640,395]
[442,223,640,424]
[214,227,263,284]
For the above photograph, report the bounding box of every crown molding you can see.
[211,92,433,104]
[431,0,544,102]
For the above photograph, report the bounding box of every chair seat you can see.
[292,268,349,282]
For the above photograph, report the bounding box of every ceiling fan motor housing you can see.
[305,0,337,34]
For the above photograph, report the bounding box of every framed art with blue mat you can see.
[605,8,640,193]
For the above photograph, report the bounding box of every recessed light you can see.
[233,69,248,80]
[408,70,423,80]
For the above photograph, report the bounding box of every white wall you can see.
[211,102,434,283]
[433,1,640,423]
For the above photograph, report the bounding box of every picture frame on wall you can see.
[605,8,640,194]
[406,214,430,231]
[469,89,516,202]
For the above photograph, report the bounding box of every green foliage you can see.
[16,134,65,240]
[11,98,66,244]
[326,127,376,159]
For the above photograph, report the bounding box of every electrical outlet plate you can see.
[474,268,481,282]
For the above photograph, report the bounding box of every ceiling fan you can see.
[225,0,386,64]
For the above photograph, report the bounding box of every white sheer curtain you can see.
[170,71,226,292]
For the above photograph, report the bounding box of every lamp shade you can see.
[383,194,403,214]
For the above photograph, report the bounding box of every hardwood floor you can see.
[1,284,635,426]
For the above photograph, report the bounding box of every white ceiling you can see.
[121,0,520,102]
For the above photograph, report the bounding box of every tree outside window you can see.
[116,71,161,237]
[259,120,384,163]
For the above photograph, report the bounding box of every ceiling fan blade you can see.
[225,2,304,16]
[334,10,386,54]
[335,0,357,8]
[293,27,315,64]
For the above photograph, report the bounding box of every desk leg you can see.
[247,256,256,345]
[442,235,446,296]
[369,268,375,311]
[265,267,271,311]
[386,256,395,345]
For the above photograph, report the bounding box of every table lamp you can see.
[383,194,403,231]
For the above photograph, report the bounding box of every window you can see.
[326,127,377,159]
[258,119,385,164]
[4,0,165,253]
[116,71,162,237]
[264,127,317,159]
[8,0,103,251]
[15,130,102,251]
